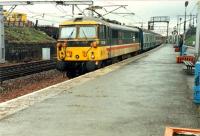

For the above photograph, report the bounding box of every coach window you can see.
[123,31,130,44]
[112,29,118,39]
[112,29,119,45]
[146,35,149,42]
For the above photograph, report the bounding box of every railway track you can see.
[0,60,56,83]
[0,45,163,84]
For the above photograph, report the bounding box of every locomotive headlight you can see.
[91,55,95,59]
[91,52,95,59]
[75,55,79,59]
[90,42,97,48]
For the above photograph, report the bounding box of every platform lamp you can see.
[184,1,189,40]
[179,17,182,35]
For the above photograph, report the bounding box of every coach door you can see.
[107,26,112,58]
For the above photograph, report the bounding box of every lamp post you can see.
[179,17,182,35]
[184,1,189,40]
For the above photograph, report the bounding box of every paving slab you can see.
[0,44,199,136]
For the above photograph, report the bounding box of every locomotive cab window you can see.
[60,26,76,39]
[79,26,97,39]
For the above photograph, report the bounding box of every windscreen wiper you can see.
[68,29,75,38]
[82,29,88,40]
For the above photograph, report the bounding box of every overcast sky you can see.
[3,0,199,35]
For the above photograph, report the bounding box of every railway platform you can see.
[0,44,200,136]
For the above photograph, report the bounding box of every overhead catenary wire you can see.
[189,2,197,15]
[4,1,91,24]
[22,4,72,23]
[54,4,67,14]
[28,15,61,23]
[5,1,142,26]
[11,5,62,23]
[99,0,146,27]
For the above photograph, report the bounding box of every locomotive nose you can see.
[57,42,67,60]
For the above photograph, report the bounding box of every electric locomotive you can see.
[56,17,141,76]
[56,17,162,77]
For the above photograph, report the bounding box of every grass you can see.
[5,26,56,44]
[185,35,196,47]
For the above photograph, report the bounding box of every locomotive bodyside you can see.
[56,17,141,76]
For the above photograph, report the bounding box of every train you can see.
[56,17,163,77]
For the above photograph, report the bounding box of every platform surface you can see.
[0,44,199,136]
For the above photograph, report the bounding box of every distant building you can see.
[3,10,34,27]
[3,10,27,22]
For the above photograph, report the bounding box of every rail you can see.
[0,60,56,83]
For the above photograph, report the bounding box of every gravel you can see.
[0,69,68,103]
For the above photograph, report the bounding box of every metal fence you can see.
[5,43,56,62]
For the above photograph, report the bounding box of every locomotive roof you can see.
[60,16,139,32]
